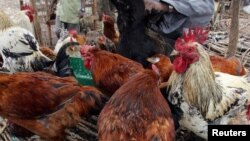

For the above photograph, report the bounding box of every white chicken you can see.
[53,29,77,55]
[10,4,35,35]
[0,10,52,73]
[167,28,250,140]
[1,4,35,34]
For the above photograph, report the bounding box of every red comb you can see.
[21,4,35,14]
[182,27,209,44]
[175,27,208,51]
[69,30,77,36]
[98,35,105,41]
[175,38,188,51]
[102,14,107,21]
[102,14,113,22]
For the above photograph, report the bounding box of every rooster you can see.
[147,54,247,84]
[110,0,166,68]
[0,4,35,34]
[0,71,107,141]
[167,28,250,140]
[10,4,35,34]
[80,45,144,95]
[98,69,175,141]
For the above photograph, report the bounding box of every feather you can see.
[168,28,250,140]
[0,27,51,72]
[0,10,14,30]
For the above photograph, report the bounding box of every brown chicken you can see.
[0,71,107,141]
[69,30,86,45]
[147,54,247,84]
[39,46,56,60]
[147,54,173,82]
[80,45,144,96]
[98,69,175,141]
[102,14,119,46]
[209,55,247,76]
[75,34,86,45]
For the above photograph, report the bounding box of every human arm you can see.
[144,0,169,13]
[145,0,214,34]
[144,0,179,14]
[144,0,214,17]
[160,0,214,17]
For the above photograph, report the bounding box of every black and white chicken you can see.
[51,30,82,77]
[0,26,52,73]
[0,10,52,73]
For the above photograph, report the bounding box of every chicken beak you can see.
[70,46,75,51]
[146,57,160,64]
[170,50,179,56]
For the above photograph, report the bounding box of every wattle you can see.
[173,56,188,74]
[84,59,91,70]
[28,15,34,22]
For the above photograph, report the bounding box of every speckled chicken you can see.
[167,28,250,140]
[0,71,107,141]
[0,10,52,73]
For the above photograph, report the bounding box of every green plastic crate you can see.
[69,57,95,86]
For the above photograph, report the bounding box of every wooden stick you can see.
[65,129,87,141]
[79,119,97,130]
[0,120,7,134]
[212,0,222,28]
[30,0,44,46]
[45,0,53,46]
[76,124,98,137]
[226,0,241,58]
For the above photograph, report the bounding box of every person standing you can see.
[55,0,85,38]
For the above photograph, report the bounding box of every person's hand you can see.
[144,0,168,14]
[78,8,85,18]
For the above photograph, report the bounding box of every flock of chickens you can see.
[0,0,249,141]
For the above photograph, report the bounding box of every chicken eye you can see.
[188,48,193,52]
[90,41,96,46]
